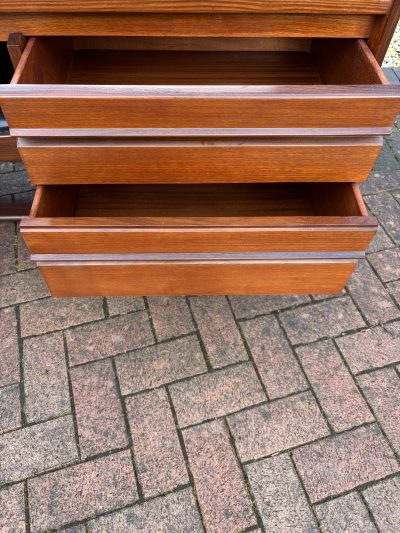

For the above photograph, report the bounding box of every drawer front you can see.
[21,183,377,255]
[3,87,399,130]
[37,260,358,296]
[1,37,399,132]
[18,136,383,184]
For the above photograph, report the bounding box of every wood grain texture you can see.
[18,137,383,184]
[369,0,400,63]
[0,14,376,40]
[2,88,399,129]
[0,1,391,14]
[36,261,358,296]
[21,183,377,254]
[0,134,19,160]
[6,33,27,70]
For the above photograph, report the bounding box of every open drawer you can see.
[1,36,399,133]
[21,182,377,296]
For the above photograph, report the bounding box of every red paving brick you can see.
[293,425,399,502]
[66,312,154,366]
[28,450,138,532]
[183,420,257,533]
[20,297,104,337]
[23,332,70,423]
[189,296,248,367]
[126,388,188,497]
[71,359,128,458]
[241,315,307,399]
[228,391,329,461]
[148,296,194,341]
[116,335,207,395]
[169,363,266,427]
[297,340,374,431]
[358,368,400,454]
[2,139,400,531]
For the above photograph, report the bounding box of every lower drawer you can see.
[18,136,382,184]
[21,182,377,295]
[36,257,358,296]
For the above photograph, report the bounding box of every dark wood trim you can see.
[7,32,27,70]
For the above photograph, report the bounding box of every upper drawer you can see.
[1,36,399,132]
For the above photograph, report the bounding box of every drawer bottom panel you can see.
[37,260,357,296]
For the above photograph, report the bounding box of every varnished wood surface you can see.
[0,134,19,160]
[21,183,377,255]
[0,1,391,14]
[3,88,399,129]
[369,0,400,63]
[0,14,376,40]
[18,137,382,184]
[68,50,322,85]
[3,37,398,130]
[37,261,358,296]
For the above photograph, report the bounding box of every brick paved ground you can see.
[1,74,400,533]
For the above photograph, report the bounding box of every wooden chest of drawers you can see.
[0,1,399,295]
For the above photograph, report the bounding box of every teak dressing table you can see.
[0,1,399,296]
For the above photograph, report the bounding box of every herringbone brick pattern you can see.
[1,81,400,533]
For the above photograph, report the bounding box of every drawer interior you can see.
[31,183,367,220]
[13,36,387,86]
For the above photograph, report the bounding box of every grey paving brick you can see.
[246,454,318,533]
[363,477,400,533]
[336,321,400,373]
[0,269,49,308]
[368,249,400,283]
[358,368,400,454]
[23,332,70,423]
[0,483,26,533]
[87,488,203,533]
[0,222,16,276]
[106,296,145,316]
[315,493,377,533]
[0,416,78,485]
[0,307,20,388]
[346,259,399,325]
[366,192,400,243]
[280,297,365,344]
[229,294,310,319]
[228,391,329,462]
[0,384,21,434]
